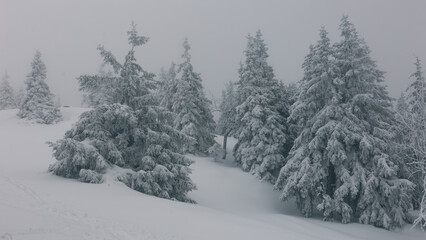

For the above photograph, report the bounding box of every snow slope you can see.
[0,108,424,240]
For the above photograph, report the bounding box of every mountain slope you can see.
[0,108,424,240]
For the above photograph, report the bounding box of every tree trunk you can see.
[222,130,230,159]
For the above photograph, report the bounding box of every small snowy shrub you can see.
[79,169,104,183]
[208,143,224,160]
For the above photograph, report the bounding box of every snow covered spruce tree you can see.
[275,19,413,229]
[49,23,196,202]
[171,39,216,153]
[0,72,16,110]
[217,80,237,159]
[395,58,426,228]
[233,31,289,183]
[275,27,340,219]
[17,51,62,124]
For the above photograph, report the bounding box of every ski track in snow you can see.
[0,108,425,240]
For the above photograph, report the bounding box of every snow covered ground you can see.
[0,108,424,240]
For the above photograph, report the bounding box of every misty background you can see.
[1,0,425,106]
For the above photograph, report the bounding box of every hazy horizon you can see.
[1,0,426,106]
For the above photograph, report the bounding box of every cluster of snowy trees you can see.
[44,17,424,229]
[0,51,62,124]
[218,16,425,229]
[49,23,216,202]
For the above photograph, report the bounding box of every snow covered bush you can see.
[208,143,224,161]
[275,18,413,229]
[49,23,196,202]
[18,51,62,124]
[233,30,290,183]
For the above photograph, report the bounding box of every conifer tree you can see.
[407,58,426,116]
[0,72,16,110]
[49,23,196,202]
[234,31,288,183]
[275,27,341,218]
[18,51,62,124]
[396,58,426,228]
[276,19,413,229]
[172,39,216,153]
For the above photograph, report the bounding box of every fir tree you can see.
[275,27,341,218]
[276,19,412,229]
[0,72,16,110]
[18,51,62,124]
[49,23,196,202]
[233,31,288,183]
[407,57,426,116]
[217,80,237,158]
[396,58,426,228]
[172,39,216,153]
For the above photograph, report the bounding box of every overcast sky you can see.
[1,0,426,106]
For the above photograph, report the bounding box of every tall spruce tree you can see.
[407,58,426,116]
[275,27,341,218]
[172,39,216,153]
[49,23,196,202]
[18,51,62,124]
[0,72,16,110]
[233,31,288,183]
[396,58,426,228]
[275,19,413,229]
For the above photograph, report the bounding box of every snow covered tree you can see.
[407,58,426,116]
[18,51,62,124]
[49,23,196,202]
[217,80,237,159]
[395,58,426,228]
[275,19,413,229]
[0,72,16,110]
[172,39,216,153]
[275,27,341,219]
[233,30,289,183]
